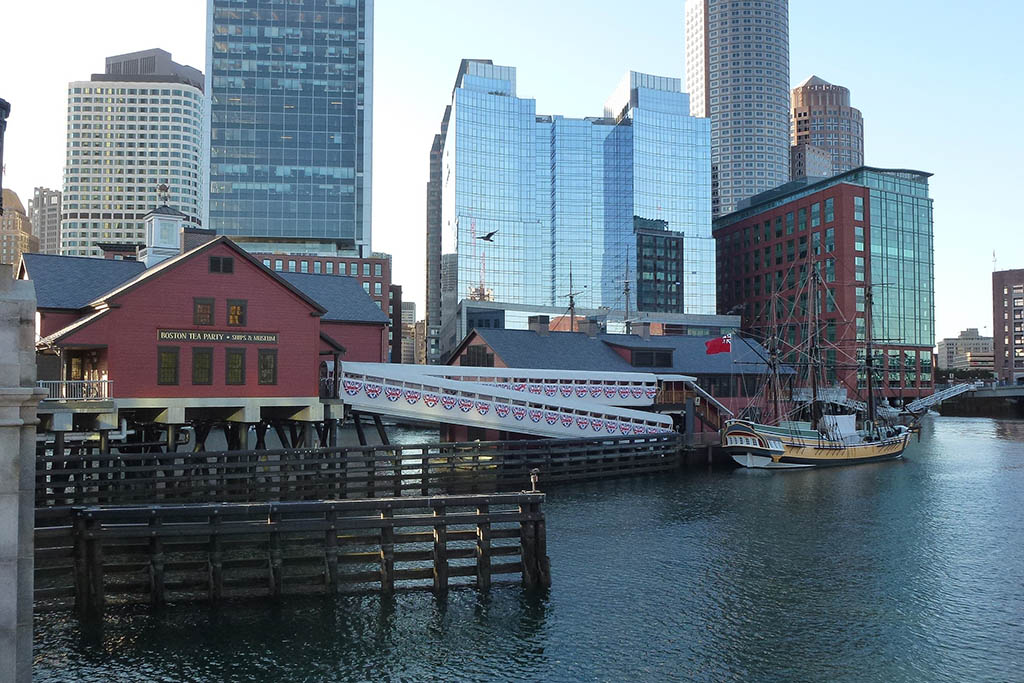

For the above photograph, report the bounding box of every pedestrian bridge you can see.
[333,362,676,439]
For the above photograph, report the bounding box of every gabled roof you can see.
[599,333,792,375]
[796,75,831,88]
[451,328,787,376]
[19,253,146,310]
[89,236,326,315]
[279,272,390,324]
[143,204,188,219]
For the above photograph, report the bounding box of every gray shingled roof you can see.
[473,329,633,371]
[598,333,793,375]
[469,328,787,376]
[279,272,389,324]
[20,253,146,310]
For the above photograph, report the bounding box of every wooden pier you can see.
[36,433,683,511]
[35,493,549,616]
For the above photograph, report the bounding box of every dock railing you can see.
[37,380,113,400]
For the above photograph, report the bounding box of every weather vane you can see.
[157,181,169,205]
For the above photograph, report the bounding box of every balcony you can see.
[37,380,113,401]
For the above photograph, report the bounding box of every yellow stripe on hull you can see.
[775,435,909,466]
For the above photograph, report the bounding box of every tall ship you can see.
[722,265,914,469]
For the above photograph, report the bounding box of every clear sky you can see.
[1,0,1021,343]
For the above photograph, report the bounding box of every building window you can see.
[157,346,179,385]
[193,297,214,326]
[275,259,283,271]
[313,261,321,274]
[300,261,309,273]
[362,282,370,293]
[262,259,271,268]
[192,347,213,385]
[225,348,245,385]
[853,196,864,221]
[462,345,494,367]
[824,198,834,223]
[810,203,821,228]
[632,350,672,367]
[209,256,234,273]
[374,282,382,295]
[374,263,382,277]
[258,349,277,385]
[363,263,370,276]
[326,262,333,274]
[288,260,296,272]
[227,299,247,326]
[854,226,864,251]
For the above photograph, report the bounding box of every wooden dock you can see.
[36,433,683,511]
[35,493,549,616]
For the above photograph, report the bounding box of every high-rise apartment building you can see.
[61,49,204,257]
[206,0,373,254]
[424,120,447,364]
[715,167,935,400]
[436,61,714,339]
[791,75,864,174]
[28,187,62,254]
[993,269,1024,384]
[685,0,791,217]
[0,189,37,265]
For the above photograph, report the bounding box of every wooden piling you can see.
[432,501,448,596]
[149,511,165,607]
[476,504,491,591]
[379,504,394,594]
[208,509,223,602]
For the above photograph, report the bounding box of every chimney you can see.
[634,321,651,339]
[528,315,550,336]
[577,318,600,337]
[181,226,217,253]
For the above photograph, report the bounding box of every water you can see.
[34,417,1024,681]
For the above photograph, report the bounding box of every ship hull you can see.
[723,420,910,469]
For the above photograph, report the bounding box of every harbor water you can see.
[34,417,1024,681]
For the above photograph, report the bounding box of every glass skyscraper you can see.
[206,0,372,253]
[438,62,714,323]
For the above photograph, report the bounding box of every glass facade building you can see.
[206,0,372,252]
[439,63,714,327]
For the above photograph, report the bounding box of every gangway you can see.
[905,383,975,414]
[335,362,674,439]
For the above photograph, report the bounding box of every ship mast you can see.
[865,284,876,427]
[808,263,821,429]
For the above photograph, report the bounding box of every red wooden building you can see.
[20,235,389,443]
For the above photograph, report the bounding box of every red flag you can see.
[705,334,732,355]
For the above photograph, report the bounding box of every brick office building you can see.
[993,269,1024,384]
[715,167,936,401]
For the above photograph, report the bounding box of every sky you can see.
[1,0,1021,344]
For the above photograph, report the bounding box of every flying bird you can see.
[476,230,498,242]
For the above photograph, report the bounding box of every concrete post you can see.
[0,265,47,682]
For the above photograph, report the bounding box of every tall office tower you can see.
[685,0,791,217]
[61,49,204,257]
[439,62,713,332]
[28,187,62,254]
[424,100,451,364]
[0,189,37,265]
[206,0,373,255]
[791,76,864,174]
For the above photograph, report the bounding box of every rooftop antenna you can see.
[563,263,586,333]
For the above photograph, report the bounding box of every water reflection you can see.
[35,417,1024,682]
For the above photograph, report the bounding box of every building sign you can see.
[158,329,278,344]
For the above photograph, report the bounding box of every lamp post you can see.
[0,98,10,215]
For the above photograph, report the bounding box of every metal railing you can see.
[37,380,113,400]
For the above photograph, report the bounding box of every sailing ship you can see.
[722,261,914,469]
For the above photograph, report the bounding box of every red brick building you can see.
[714,167,936,402]
[993,268,1024,383]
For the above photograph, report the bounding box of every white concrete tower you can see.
[685,0,790,216]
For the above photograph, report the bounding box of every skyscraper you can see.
[61,50,204,257]
[791,75,864,174]
[206,0,373,254]
[685,0,791,217]
[437,62,713,332]
[28,187,61,254]
[1,189,37,265]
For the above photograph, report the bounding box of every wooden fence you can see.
[36,434,682,512]
[35,493,549,615]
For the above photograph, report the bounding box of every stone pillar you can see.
[0,265,47,682]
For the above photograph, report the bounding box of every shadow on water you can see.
[35,417,1024,682]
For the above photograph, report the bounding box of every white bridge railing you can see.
[905,383,974,413]
[37,380,113,401]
